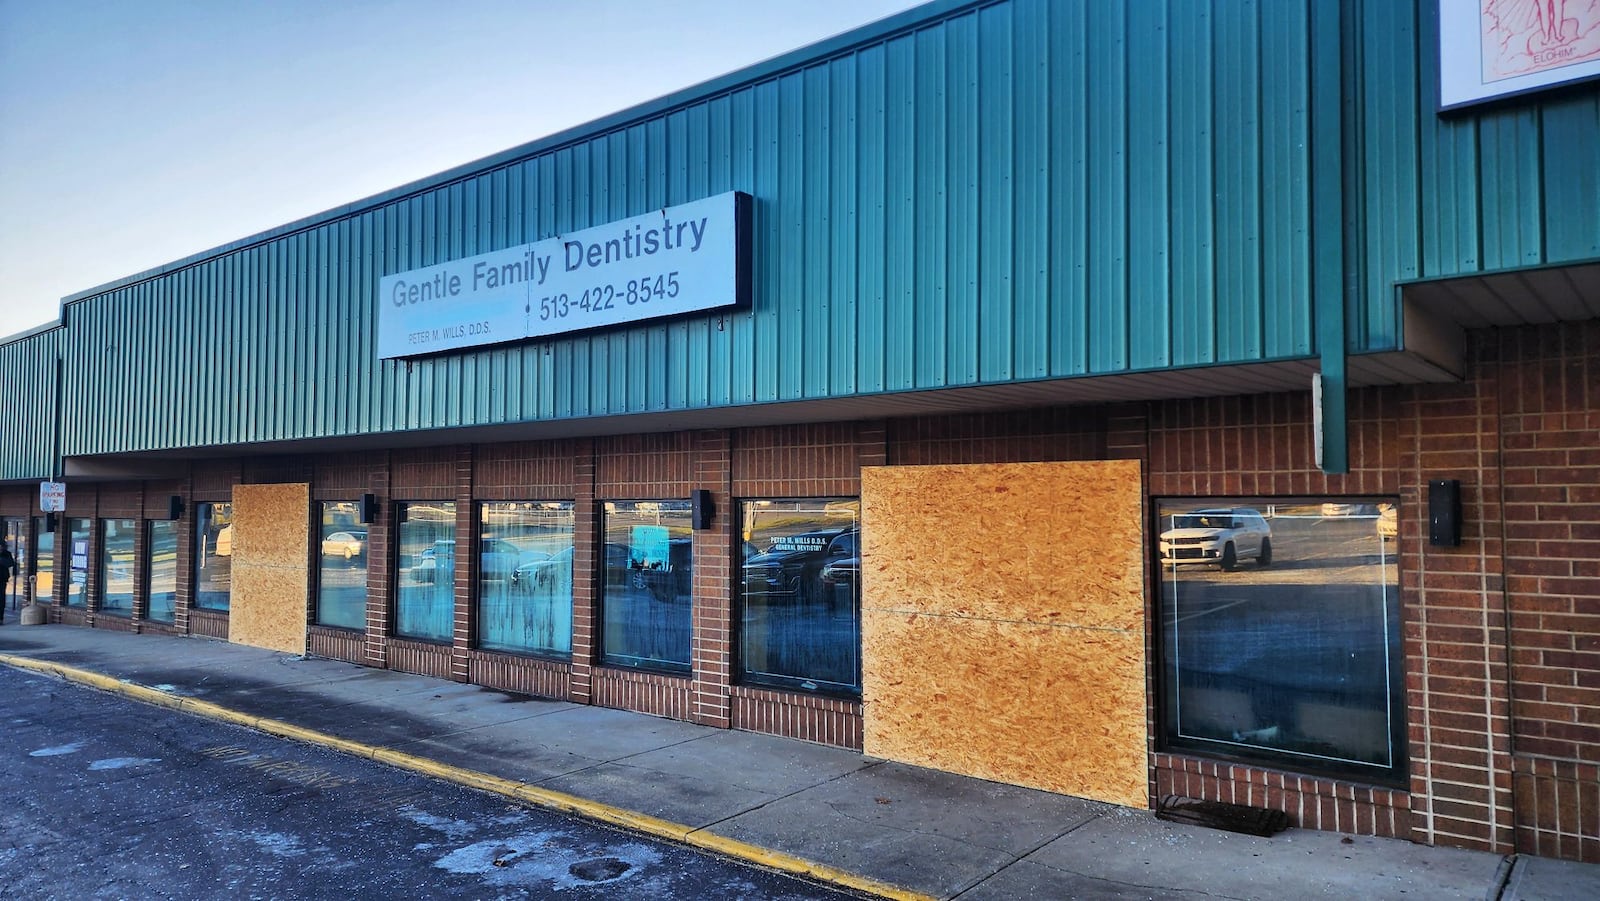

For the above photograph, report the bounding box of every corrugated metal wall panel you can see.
[1259,0,1313,359]
[1010,0,1050,382]
[1169,0,1214,367]
[1049,1,1091,377]
[50,0,1331,458]
[1353,0,1600,352]
[1126,0,1171,372]
[883,33,916,393]
[1087,0,1129,375]
[0,326,61,480]
[1213,0,1263,364]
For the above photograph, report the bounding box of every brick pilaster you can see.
[1400,330,1516,854]
[364,462,391,669]
[174,471,194,635]
[569,438,598,705]
[450,446,473,682]
[691,429,733,727]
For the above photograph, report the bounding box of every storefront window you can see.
[1157,499,1405,785]
[32,517,54,603]
[315,501,367,630]
[67,518,91,606]
[194,502,233,611]
[146,520,178,622]
[1,518,21,613]
[739,499,861,696]
[99,519,137,614]
[395,502,456,641]
[601,501,692,673]
[477,502,574,657]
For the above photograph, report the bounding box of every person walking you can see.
[0,544,17,622]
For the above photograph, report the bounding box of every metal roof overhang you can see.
[1400,260,1600,329]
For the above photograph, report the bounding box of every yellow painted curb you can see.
[371,747,527,798]
[687,831,936,901]
[513,784,694,841]
[1,652,933,901]
[177,697,264,729]
[257,720,379,759]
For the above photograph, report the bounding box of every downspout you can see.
[1311,0,1349,474]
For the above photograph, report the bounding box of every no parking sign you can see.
[39,481,65,512]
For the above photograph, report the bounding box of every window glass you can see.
[146,520,178,622]
[739,499,861,696]
[32,517,54,603]
[478,502,575,657]
[601,500,692,673]
[67,518,91,605]
[194,502,233,611]
[1158,499,1404,784]
[395,502,456,641]
[316,501,368,630]
[99,519,137,614]
[1,518,19,611]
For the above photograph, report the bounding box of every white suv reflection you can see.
[1158,508,1273,571]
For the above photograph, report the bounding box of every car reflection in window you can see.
[1158,508,1273,571]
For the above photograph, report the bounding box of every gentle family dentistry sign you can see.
[378,191,749,359]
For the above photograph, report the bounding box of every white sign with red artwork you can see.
[1441,1,1600,109]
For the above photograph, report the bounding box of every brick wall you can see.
[1498,321,1600,861]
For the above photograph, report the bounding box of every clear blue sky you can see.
[0,0,925,335]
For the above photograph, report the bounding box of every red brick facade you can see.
[3,320,1594,862]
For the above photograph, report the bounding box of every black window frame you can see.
[1153,496,1408,788]
[192,501,233,613]
[598,499,694,675]
[734,496,863,699]
[145,519,178,623]
[312,500,368,632]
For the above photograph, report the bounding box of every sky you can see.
[0,0,926,336]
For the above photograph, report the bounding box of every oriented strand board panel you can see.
[861,460,1147,807]
[230,483,310,655]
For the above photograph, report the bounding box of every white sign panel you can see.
[378,191,748,359]
[1440,1,1600,110]
[39,481,65,512]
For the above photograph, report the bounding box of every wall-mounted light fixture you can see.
[1428,479,1461,547]
[360,493,380,524]
[691,489,714,530]
[167,495,185,521]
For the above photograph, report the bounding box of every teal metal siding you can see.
[0,325,63,481]
[1352,0,1600,352]
[56,0,1327,458]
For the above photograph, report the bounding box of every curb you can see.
[1,653,933,901]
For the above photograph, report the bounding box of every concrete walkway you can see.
[1,625,1593,900]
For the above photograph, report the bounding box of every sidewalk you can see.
[1,625,1593,900]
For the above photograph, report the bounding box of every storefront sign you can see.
[1439,1,1600,110]
[39,481,65,513]
[378,191,750,359]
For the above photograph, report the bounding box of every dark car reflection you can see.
[743,528,857,609]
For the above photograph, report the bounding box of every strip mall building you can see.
[2,0,1596,864]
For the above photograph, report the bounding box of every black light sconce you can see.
[1428,479,1461,547]
[359,493,381,525]
[167,495,185,521]
[691,489,714,530]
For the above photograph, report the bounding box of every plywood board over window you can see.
[230,483,311,655]
[861,460,1147,808]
